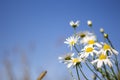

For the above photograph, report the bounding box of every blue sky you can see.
[0,0,120,80]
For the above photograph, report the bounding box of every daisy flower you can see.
[76,31,96,45]
[58,53,74,64]
[91,53,112,68]
[69,20,80,28]
[66,57,82,68]
[64,36,79,50]
[100,43,118,55]
[81,45,98,58]
[87,39,102,48]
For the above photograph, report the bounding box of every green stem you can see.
[87,60,106,80]
[76,65,80,80]
[110,67,118,80]
[103,63,111,80]
[67,68,76,80]
[85,62,102,80]
[78,65,88,80]
[74,45,80,53]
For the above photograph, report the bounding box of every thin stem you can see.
[87,60,106,80]
[74,45,80,53]
[76,65,80,80]
[78,65,89,80]
[103,63,111,80]
[67,68,76,80]
[110,67,118,80]
[85,62,102,80]
[74,28,76,34]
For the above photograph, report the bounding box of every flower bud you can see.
[87,20,92,27]
[104,33,108,38]
[100,28,104,33]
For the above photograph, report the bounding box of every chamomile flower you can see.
[81,45,98,58]
[76,31,93,38]
[100,43,118,55]
[66,57,82,68]
[76,31,96,45]
[87,40,102,48]
[91,53,112,68]
[69,20,80,28]
[64,36,79,50]
[58,53,74,64]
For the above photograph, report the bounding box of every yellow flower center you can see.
[99,53,107,60]
[88,40,95,44]
[103,44,111,50]
[70,41,75,46]
[85,47,93,53]
[72,58,80,63]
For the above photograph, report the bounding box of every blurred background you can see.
[0,0,120,80]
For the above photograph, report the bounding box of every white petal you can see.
[95,43,102,48]
[75,20,80,24]
[58,57,63,60]
[109,49,113,55]
[91,59,98,64]
[107,59,112,67]
[84,53,89,58]
[111,49,119,55]
[70,21,74,26]
[71,53,75,57]
[67,63,73,68]
[93,50,99,55]
[97,60,103,68]
[90,52,94,56]
[103,60,108,65]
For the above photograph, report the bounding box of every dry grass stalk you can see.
[37,71,47,80]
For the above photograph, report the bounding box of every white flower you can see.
[91,53,112,68]
[81,45,98,58]
[64,36,79,50]
[87,40,102,48]
[77,31,97,45]
[100,43,118,55]
[58,53,74,64]
[69,20,80,28]
[66,57,82,68]
[87,20,92,27]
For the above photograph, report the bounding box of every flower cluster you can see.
[58,20,120,80]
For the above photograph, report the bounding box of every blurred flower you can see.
[100,28,104,33]
[66,57,82,68]
[88,40,102,48]
[64,36,79,50]
[104,33,108,38]
[77,31,93,38]
[87,20,92,27]
[77,31,96,45]
[58,53,74,64]
[69,20,80,28]
[91,53,112,68]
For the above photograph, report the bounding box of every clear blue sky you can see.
[0,0,120,80]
